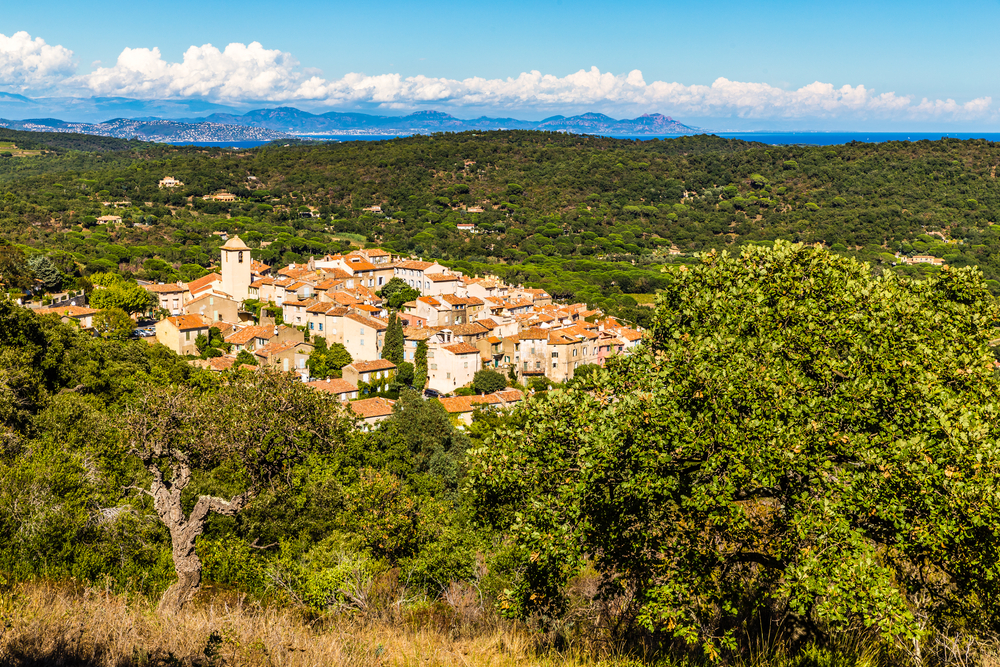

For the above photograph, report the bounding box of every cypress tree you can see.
[383,311,405,365]
[413,339,428,389]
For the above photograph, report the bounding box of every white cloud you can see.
[0,34,990,123]
[82,42,303,100]
[0,31,75,91]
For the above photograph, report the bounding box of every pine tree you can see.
[383,311,405,365]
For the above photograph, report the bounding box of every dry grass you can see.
[0,581,603,667]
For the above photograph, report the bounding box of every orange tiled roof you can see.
[438,389,524,413]
[346,359,397,373]
[187,272,221,295]
[345,312,388,330]
[350,397,395,418]
[443,342,479,355]
[36,305,99,318]
[255,340,310,358]
[145,282,187,293]
[165,314,209,330]
[518,327,549,340]
[448,322,489,336]
[395,260,436,270]
[225,325,273,345]
[306,378,358,395]
[424,273,458,282]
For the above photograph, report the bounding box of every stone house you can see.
[155,314,211,356]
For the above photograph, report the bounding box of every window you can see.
[431,363,438,370]
[463,361,469,369]
[530,347,536,355]
[504,355,510,363]
[583,347,588,355]
[319,323,323,331]
[552,361,557,368]
[523,361,528,371]
[535,361,541,370]
[309,322,314,330]
[185,331,190,341]
[446,372,451,379]
[552,352,558,358]
[572,348,578,357]
[238,251,244,263]
[360,339,365,346]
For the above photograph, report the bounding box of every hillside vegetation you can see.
[2,131,1000,324]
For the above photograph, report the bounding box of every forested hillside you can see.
[2,130,1000,319]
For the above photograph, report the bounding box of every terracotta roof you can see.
[418,296,441,306]
[188,272,221,295]
[344,257,377,271]
[282,298,317,308]
[403,327,435,340]
[251,260,270,272]
[332,292,361,305]
[465,296,484,305]
[307,302,348,315]
[518,327,549,340]
[548,332,576,345]
[425,273,458,282]
[448,322,489,336]
[318,268,353,280]
[145,282,188,293]
[493,389,524,403]
[250,278,273,288]
[395,260,436,270]
[522,289,550,298]
[314,278,346,290]
[255,340,311,358]
[222,236,251,251]
[345,312,387,330]
[439,294,470,305]
[361,248,391,257]
[165,314,209,330]
[350,397,396,419]
[619,328,644,342]
[487,336,503,344]
[192,355,238,372]
[306,378,358,395]
[346,359,397,373]
[438,389,524,414]
[225,325,273,345]
[36,305,98,318]
[443,342,480,355]
[476,318,497,330]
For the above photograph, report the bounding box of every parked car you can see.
[423,388,441,398]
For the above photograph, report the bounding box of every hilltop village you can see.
[38,236,642,424]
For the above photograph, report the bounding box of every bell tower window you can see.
[238,251,244,263]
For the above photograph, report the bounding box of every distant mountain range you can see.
[0,103,701,143]
[179,108,701,136]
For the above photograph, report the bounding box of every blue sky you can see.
[2,0,999,129]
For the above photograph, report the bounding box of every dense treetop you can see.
[3,129,1000,323]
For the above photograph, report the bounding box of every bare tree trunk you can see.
[147,460,245,615]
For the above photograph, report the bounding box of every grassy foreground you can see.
[2,581,998,667]
[0,581,600,667]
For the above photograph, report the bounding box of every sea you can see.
[166,132,1000,150]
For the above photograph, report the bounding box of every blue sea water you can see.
[617,132,1000,145]
[167,132,1000,149]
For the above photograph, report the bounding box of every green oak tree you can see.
[92,307,134,341]
[469,242,1000,658]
